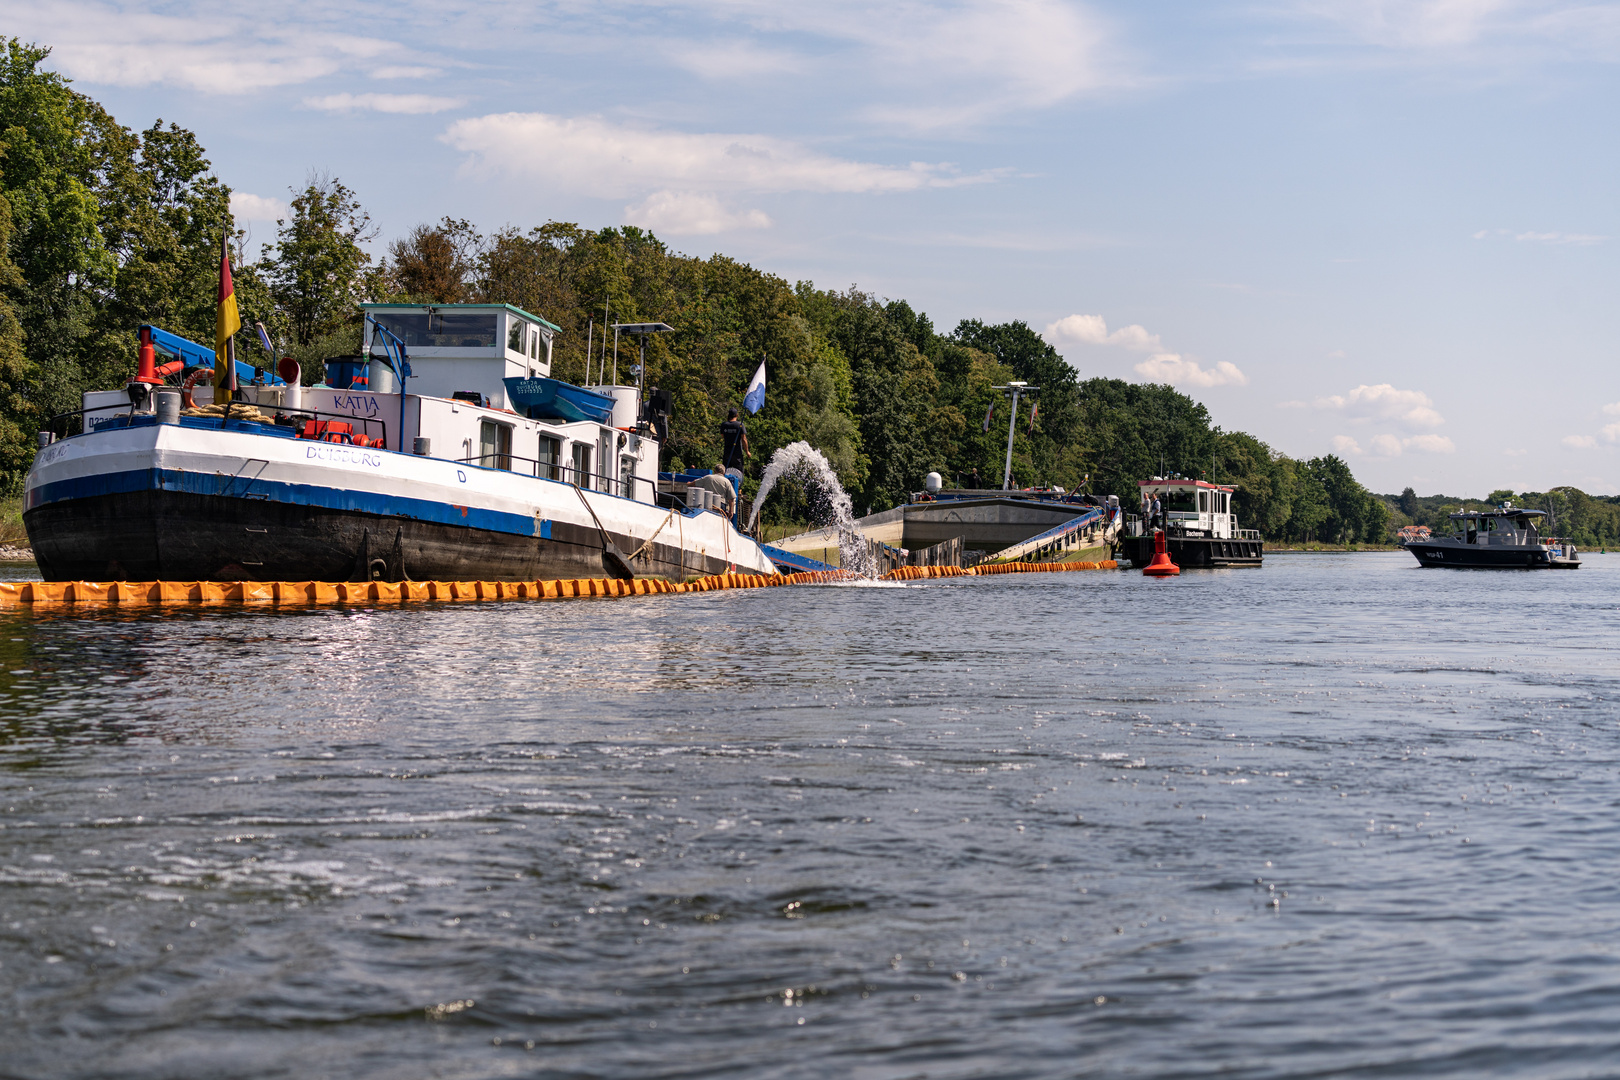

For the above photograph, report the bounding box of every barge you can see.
[24,304,777,583]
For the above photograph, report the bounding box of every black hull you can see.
[1115,534,1263,569]
[24,491,739,583]
[1406,543,1578,569]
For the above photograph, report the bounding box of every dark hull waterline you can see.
[1115,534,1263,569]
[1405,542,1579,569]
[25,491,741,583]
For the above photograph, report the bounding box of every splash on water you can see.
[748,441,876,577]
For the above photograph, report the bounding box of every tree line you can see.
[2,36,1400,542]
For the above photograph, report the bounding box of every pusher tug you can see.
[24,303,778,583]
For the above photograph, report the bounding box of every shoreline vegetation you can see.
[4,39,1619,552]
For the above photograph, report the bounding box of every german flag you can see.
[214,226,241,396]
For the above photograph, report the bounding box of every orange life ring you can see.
[180,367,214,410]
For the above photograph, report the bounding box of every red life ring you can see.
[180,367,214,410]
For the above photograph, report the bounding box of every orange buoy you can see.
[1142,529,1180,577]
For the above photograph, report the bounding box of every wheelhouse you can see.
[1137,477,1247,540]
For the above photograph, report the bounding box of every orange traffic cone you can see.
[1142,529,1180,577]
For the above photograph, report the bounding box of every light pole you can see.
[609,322,675,403]
[991,381,1038,491]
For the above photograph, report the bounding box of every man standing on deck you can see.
[721,408,750,473]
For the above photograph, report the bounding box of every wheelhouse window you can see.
[537,434,561,480]
[1198,491,1208,512]
[509,318,527,353]
[479,420,512,470]
[373,312,498,348]
[1162,491,1197,513]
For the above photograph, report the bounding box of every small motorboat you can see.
[1404,505,1579,569]
[504,376,615,425]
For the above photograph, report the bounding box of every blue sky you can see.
[16,0,1620,496]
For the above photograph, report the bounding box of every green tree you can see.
[386,217,478,303]
[1071,378,1215,498]
[1214,429,1296,536]
[261,174,375,347]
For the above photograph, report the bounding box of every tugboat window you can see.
[571,443,591,486]
[479,421,512,471]
[374,312,498,348]
[1163,492,1197,513]
[509,319,527,353]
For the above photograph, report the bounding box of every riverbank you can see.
[1266,543,1404,553]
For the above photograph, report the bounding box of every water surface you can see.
[3,553,1619,1078]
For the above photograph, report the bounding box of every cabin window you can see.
[373,312,497,348]
[509,318,527,353]
[537,434,561,480]
[598,432,614,493]
[619,455,636,499]
[1198,491,1208,513]
[1162,492,1197,513]
[538,331,551,364]
[570,442,592,486]
[479,420,512,470]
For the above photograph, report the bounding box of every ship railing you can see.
[40,401,388,447]
[1235,528,1262,541]
[453,453,665,504]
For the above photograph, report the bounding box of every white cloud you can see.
[1313,383,1444,429]
[1563,434,1599,449]
[1133,354,1249,388]
[622,192,771,235]
[229,192,289,222]
[1602,401,1620,416]
[443,112,995,198]
[1473,228,1608,245]
[1515,231,1607,245]
[663,39,807,80]
[1404,434,1456,454]
[1369,433,1405,457]
[6,1,412,94]
[1603,422,1620,444]
[1293,0,1620,60]
[1045,313,1246,388]
[370,65,442,80]
[1045,314,1164,352]
[1331,432,1455,457]
[306,92,464,114]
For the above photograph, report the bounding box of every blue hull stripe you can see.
[27,468,540,538]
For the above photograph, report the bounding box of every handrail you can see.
[44,401,388,448]
[453,453,661,502]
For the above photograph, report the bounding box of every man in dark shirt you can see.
[721,408,749,471]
